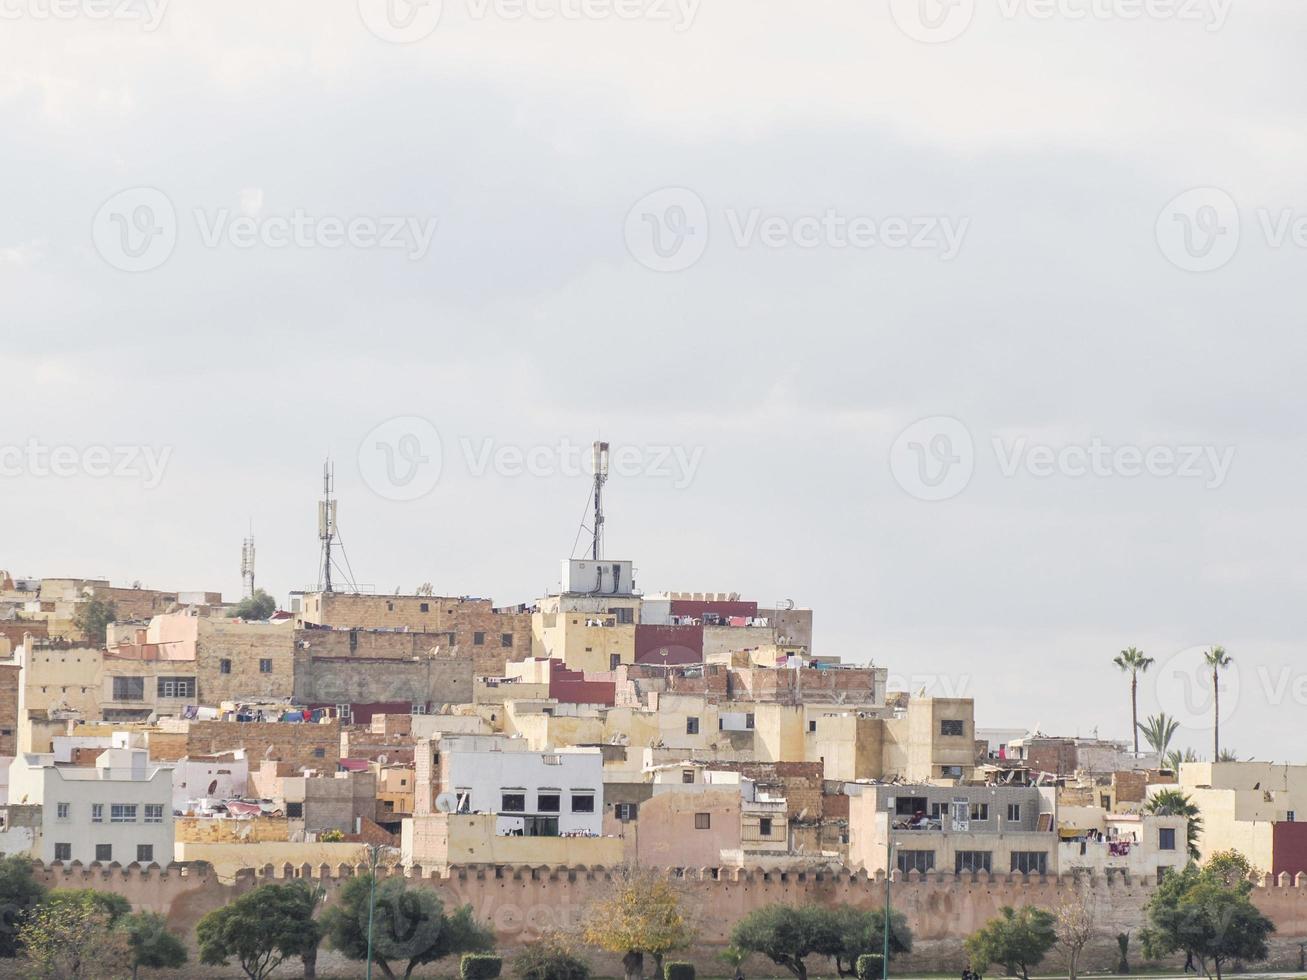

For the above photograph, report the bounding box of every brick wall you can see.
[707,761,826,823]
[0,664,17,756]
[195,619,295,704]
[293,648,473,715]
[166,720,341,770]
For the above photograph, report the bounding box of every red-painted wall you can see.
[669,599,759,620]
[548,662,616,707]
[634,624,704,665]
[1272,821,1307,876]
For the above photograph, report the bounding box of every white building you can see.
[8,746,174,865]
[424,735,604,837]
[171,753,249,812]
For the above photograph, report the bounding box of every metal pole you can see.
[883,835,892,980]
[365,845,379,980]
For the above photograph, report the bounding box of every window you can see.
[613,607,634,624]
[682,770,696,784]
[524,815,559,837]
[571,794,595,813]
[313,748,325,758]
[686,717,700,735]
[1290,811,1297,822]
[420,602,430,613]
[940,719,965,736]
[54,843,71,861]
[112,676,145,701]
[219,659,231,674]
[759,817,773,836]
[1011,851,1047,875]
[970,803,990,821]
[411,703,426,715]
[56,802,70,820]
[501,633,513,648]
[895,797,928,817]
[809,720,817,733]
[336,704,351,720]
[286,802,304,818]
[502,793,526,813]
[615,803,638,821]
[1007,803,1021,822]
[537,794,561,813]
[694,812,711,830]
[145,804,164,824]
[137,844,154,863]
[542,754,562,766]
[610,654,622,670]
[1159,827,1176,851]
[898,850,936,874]
[746,713,755,730]
[91,804,103,823]
[955,851,992,873]
[473,632,485,646]
[111,804,138,823]
[157,677,195,699]
[96,844,113,862]
[259,659,272,673]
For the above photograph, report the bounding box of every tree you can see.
[1140,861,1274,980]
[829,906,911,978]
[1216,748,1242,762]
[1167,747,1200,772]
[1203,646,1232,760]
[965,905,1057,980]
[323,874,493,980]
[230,589,277,620]
[718,945,750,980]
[582,866,695,980]
[19,889,132,979]
[121,911,187,980]
[730,904,844,980]
[0,854,47,957]
[1114,647,1154,755]
[513,932,592,980]
[197,881,321,980]
[1146,789,1204,861]
[74,597,117,646]
[1056,880,1096,980]
[1138,713,1181,758]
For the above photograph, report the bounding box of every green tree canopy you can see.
[1146,789,1204,861]
[323,874,493,980]
[829,906,912,977]
[74,597,117,646]
[197,881,321,980]
[730,904,843,980]
[1140,861,1274,980]
[964,905,1057,980]
[19,889,132,979]
[121,911,187,980]
[230,589,277,620]
[0,854,47,958]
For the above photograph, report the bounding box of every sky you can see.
[2,0,1305,761]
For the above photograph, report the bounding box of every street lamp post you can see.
[365,844,381,980]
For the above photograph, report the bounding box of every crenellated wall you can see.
[23,861,1307,976]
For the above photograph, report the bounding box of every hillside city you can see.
[0,463,1292,978]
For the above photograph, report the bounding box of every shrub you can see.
[461,952,502,980]
[856,953,884,980]
[512,934,591,980]
[665,962,695,980]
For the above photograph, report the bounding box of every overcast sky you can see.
[2,0,1305,760]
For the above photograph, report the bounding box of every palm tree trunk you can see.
[1131,673,1139,755]
[1213,668,1220,759]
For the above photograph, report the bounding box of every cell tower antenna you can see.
[316,460,358,594]
[591,441,609,560]
[240,522,256,599]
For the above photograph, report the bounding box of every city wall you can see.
[22,862,1307,976]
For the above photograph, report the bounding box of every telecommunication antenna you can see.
[240,526,256,599]
[591,441,609,560]
[316,460,358,593]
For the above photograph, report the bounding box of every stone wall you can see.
[292,647,474,715]
[153,720,342,770]
[23,862,1307,977]
[195,619,295,703]
[0,663,18,756]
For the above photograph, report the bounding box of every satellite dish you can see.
[378,754,389,765]
[435,793,458,813]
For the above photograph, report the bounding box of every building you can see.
[8,742,174,866]
[849,784,1058,876]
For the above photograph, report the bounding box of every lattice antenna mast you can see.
[316,460,358,594]
[591,441,609,560]
[240,525,256,599]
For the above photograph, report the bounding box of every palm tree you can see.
[1203,646,1233,759]
[1166,747,1200,772]
[1137,713,1180,759]
[1217,748,1242,762]
[1114,647,1155,755]
[1146,788,1203,861]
